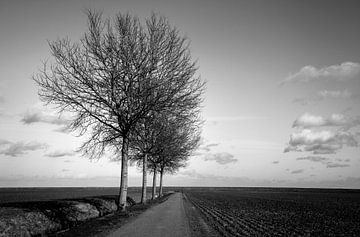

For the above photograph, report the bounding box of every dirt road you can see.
[107,192,190,237]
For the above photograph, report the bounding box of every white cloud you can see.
[292,113,360,130]
[284,129,358,154]
[203,152,237,165]
[293,113,327,128]
[0,141,48,157]
[318,90,353,99]
[293,90,357,105]
[281,62,360,84]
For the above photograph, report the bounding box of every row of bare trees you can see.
[33,10,204,211]
[132,112,201,203]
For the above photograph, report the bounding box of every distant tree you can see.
[149,158,158,200]
[33,10,205,210]
[155,118,201,197]
[131,110,200,202]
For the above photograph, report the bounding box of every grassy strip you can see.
[51,193,173,237]
[182,193,219,237]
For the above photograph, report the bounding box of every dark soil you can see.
[184,187,360,237]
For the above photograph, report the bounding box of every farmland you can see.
[184,187,360,236]
[0,187,153,204]
[2,187,360,236]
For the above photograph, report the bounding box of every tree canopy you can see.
[34,10,204,210]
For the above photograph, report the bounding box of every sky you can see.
[0,0,360,188]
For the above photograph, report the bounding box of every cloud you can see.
[178,169,203,178]
[291,169,304,174]
[45,150,76,158]
[21,110,69,126]
[206,143,219,148]
[296,156,351,168]
[293,113,328,128]
[199,143,219,152]
[61,169,70,172]
[296,156,329,163]
[281,62,360,84]
[0,139,11,146]
[318,90,354,99]
[284,129,358,154]
[293,90,357,105]
[272,161,279,164]
[292,113,360,129]
[53,126,72,133]
[286,113,360,155]
[203,152,237,165]
[326,163,350,168]
[0,141,48,157]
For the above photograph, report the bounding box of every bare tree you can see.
[33,10,204,210]
[128,112,172,201]
[156,119,201,197]
[131,109,201,201]
[130,114,163,203]
[147,155,159,200]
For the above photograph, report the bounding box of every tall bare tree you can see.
[33,10,204,210]
[130,114,163,203]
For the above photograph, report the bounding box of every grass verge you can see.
[182,193,219,237]
[50,193,173,237]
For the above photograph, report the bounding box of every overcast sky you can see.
[1,0,360,188]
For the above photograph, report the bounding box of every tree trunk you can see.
[159,169,164,197]
[141,153,148,204]
[152,168,157,200]
[118,136,129,211]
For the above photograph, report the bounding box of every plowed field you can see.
[184,188,360,236]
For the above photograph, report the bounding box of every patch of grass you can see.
[50,193,173,237]
[183,193,219,237]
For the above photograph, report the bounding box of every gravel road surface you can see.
[107,192,190,237]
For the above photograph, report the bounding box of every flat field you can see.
[2,187,360,236]
[0,187,153,204]
[184,187,360,236]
